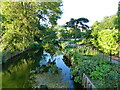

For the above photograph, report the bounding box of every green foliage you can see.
[65,18,89,40]
[64,46,120,88]
[1,2,63,54]
[54,25,74,39]
[97,29,118,54]
[1,2,40,52]
[43,42,59,55]
[90,14,119,55]
[104,71,120,88]
[90,65,111,80]
[76,60,97,74]
[37,2,63,26]
[60,41,69,49]
[57,29,68,39]
[1,2,63,64]
[41,27,57,42]
[91,15,118,32]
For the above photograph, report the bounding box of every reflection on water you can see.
[2,48,43,88]
[35,51,78,89]
[2,49,82,89]
[55,54,74,88]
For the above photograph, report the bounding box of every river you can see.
[2,49,83,89]
[32,51,83,89]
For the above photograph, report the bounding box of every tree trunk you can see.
[75,25,77,41]
[118,46,120,57]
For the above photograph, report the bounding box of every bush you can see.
[90,64,111,80]
[97,30,118,55]
[104,71,120,88]
[70,60,98,83]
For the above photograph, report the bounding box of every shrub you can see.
[70,60,98,83]
[90,64,111,80]
[104,71,120,88]
[97,29,118,55]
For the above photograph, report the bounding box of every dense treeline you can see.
[0,2,63,63]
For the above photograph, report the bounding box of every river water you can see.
[2,49,83,89]
[34,51,83,89]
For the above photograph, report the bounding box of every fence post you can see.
[118,46,120,58]
[110,50,112,61]
[118,1,120,58]
[82,73,97,89]
[103,49,104,59]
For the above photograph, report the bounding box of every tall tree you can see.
[65,17,89,40]
[0,2,63,53]
[1,2,39,52]
[36,2,63,41]
[90,14,119,55]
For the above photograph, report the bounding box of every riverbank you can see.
[1,43,43,64]
[61,44,120,88]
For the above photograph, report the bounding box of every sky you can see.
[57,0,119,26]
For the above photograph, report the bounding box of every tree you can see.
[1,2,39,52]
[0,2,63,53]
[65,17,89,41]
[36,2,63,26]
[97,30,118,55]
[118,1,120,57]
[90,14,119,55]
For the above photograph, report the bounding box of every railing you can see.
[82,73,97,90]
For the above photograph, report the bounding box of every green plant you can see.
[70,60,98,83]
[90,65,111,80]
[97,29,118,55]
[104,71,120,88]
[63,46,120,88]
[90,14,119,56]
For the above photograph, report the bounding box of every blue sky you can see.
[57,0,119,26]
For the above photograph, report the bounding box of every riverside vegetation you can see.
[1,1,120,89]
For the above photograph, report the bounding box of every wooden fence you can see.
[82,73,97,90]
